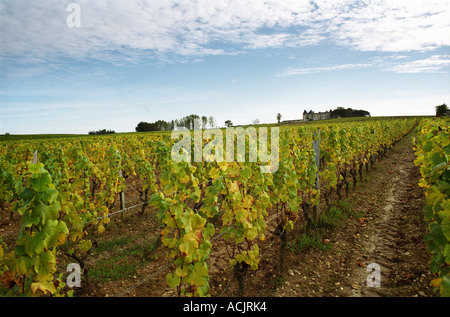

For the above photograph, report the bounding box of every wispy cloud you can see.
[277,63,373,76]
[324,0,450,52]
[278,53,450,76]
[386,55,450,73]
[1,0,449,65]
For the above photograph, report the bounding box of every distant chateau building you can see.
[303,110,332,121]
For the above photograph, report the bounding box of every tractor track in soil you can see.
[348,131,437,297]
[272,130,438,297]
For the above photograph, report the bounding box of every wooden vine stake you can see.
[32,150,38,164]
[312,130,321,225]
[116,150,126,217]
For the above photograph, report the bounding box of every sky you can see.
[0,0,449,135]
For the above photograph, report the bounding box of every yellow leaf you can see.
[161,227,171,238]
[180,174,190,184]
[175,266,189,277]
[242,195,254,209]
[431,278,442,287]
[208,167,221,179]
[179,192,187,201]
[31,282,56,295]
[229,181,239,193]
[191,176,199,187]
[98,224,105,234]
[418,178,429,189]
[183,232,198,243]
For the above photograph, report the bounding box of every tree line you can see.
[88,129,116,135]
[87,104,447,135]
[330,107,370,118]
[135,114,217,132]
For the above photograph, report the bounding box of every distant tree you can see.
[277,113,282,123]
[178,114,201,129]
[225,120,233,127]
[201,116,208,129]
[252,118,260,125]
[353,109,370,117]
[135,121,157,132]
[190,114,201,129]
[89,129,115,135]
[436,103,448,117]
[330,107,369,119]
[330,107,346,118]
[208,116,216,129]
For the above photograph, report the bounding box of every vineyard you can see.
[0,116,448,297]
[413,117,450,296]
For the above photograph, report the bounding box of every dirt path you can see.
[347,131,437,297]
[273,130,438,297]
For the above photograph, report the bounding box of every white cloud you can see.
[1,0,449,65]
[386,55,450,73]
[329,0,450,52]
[277,63,373,76]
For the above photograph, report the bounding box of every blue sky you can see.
[1,0,449,134]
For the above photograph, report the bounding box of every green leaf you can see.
[191,213,206,230]
[19,187,34,204]
[166,272,180,289]
[39,188,58,204]
[246,227,258,240]
[175,265,189,278]
[179,239,197,259]
[240,167,252,180]
[235,253,246,264]
[436,180,450,196]
[441,276,450,297]
[191,262,209,287]
[2,252,28,275]
[28,163,45,175]
[442,216,450,241]
[430,151,444,164]
[34,251,56,280]
[149,193,161,204]
[160,199,170,212]
[31,172,53,193]
[47,201,61,222]
[424,204,434,221]
[19,210,38,230]
[20,231,47,257]
[30,200,48,226]
[430,254,444,274]
[43,220,69,249]
[78,239,93,253]
[444,244,450,264]
[190,186,201,203]
[429,222,447,247]
[202,223,215,240]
